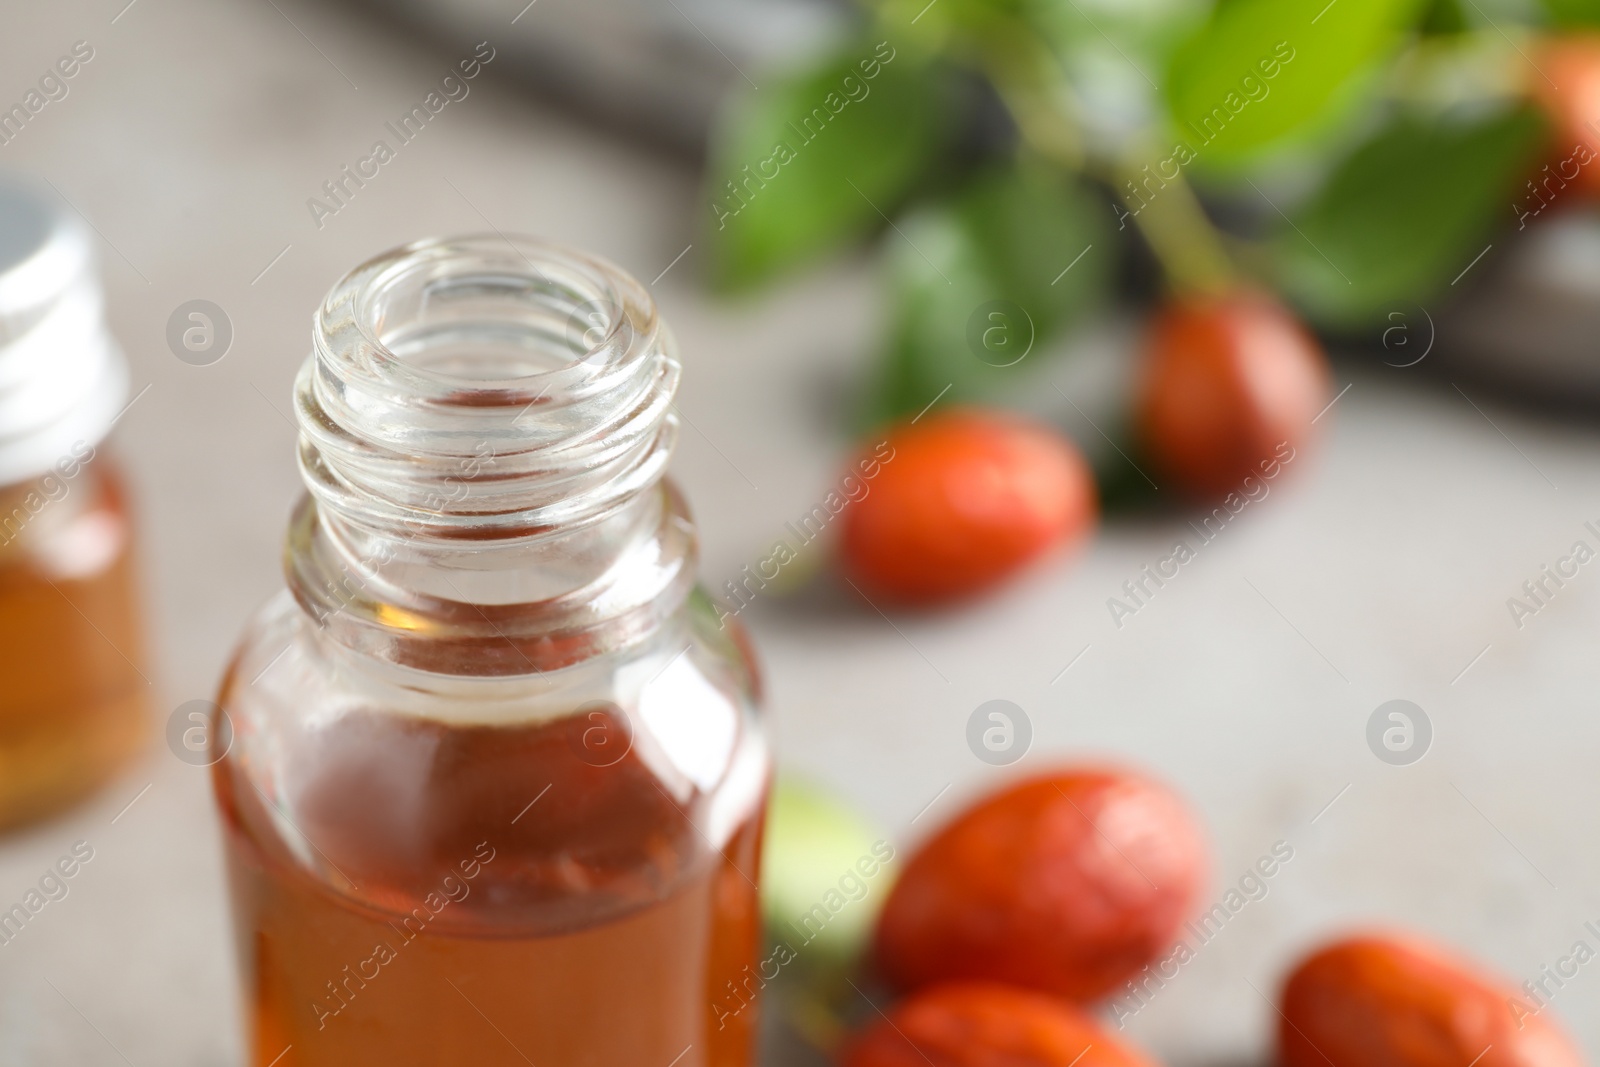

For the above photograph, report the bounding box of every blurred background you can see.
[3,0,1600,1063]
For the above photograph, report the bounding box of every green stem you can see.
[1104,151,1234,294]
[978,28,1084,172]
[974,17,1234,295]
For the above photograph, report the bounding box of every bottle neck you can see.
[284,234,692,675]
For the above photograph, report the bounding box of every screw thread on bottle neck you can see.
[286,234,693,674]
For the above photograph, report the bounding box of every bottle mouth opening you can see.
[349,233,639,388]
[331,233,649,396]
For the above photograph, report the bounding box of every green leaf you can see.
[890,0,1037,30]
[705,39,945,290]
[761,777,891,966]
[866,166,1111,425]
[1274,105,1548,326]
[1165,0,1429,163]
[1418,0,1469,35]
[1540,0,1600,26]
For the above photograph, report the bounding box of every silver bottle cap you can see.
[0,175,128,485]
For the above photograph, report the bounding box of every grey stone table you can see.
[2,1,1599,1064]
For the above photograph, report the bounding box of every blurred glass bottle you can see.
[0,177,148,830]
[212,235,769,1067]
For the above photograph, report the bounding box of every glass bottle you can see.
[212,235,769,1067]
[0,176,148,830]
